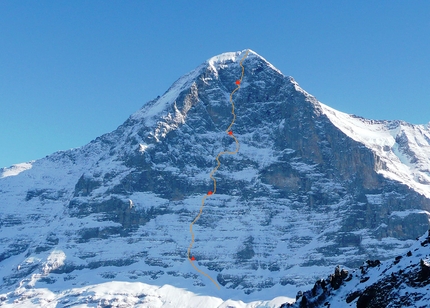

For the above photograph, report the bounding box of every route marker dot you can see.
[235,80,241,85]
[228,131,233,135]
[191,256,196,261]
[207,191,213,195]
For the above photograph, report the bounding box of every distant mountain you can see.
[281,229,430,307]
[1,49,429,306]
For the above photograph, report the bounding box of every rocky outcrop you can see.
[282,230,430,307]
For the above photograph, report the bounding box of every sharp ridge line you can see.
[187,49,250,289]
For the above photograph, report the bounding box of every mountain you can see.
[1,49,430,306]
[281,230,430,307]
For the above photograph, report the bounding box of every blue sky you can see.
[1,1,429,168]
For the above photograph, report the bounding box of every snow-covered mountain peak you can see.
[206,50,247,66]
[2,50,430,305]
[206,49,261,66]
[128,49,288,142]
[207,49,282,76]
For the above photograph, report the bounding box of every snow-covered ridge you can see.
[0,162,33,178]
[0,281,294,308]
[130,63,206,127]
[320,102,430,198]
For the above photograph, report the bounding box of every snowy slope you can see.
[0,163,33,178]
[321,103,430,199]
[0,281,294,307]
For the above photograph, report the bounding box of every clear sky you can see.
[1,1,430,168]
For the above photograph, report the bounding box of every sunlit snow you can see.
[0,162,33,178]
[0,281,294,307]
[320,102,430,198]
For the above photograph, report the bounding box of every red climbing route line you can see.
[187,50,250,289]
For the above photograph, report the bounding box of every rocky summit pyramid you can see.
[1,49,430,305]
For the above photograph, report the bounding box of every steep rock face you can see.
[0,50,429,299]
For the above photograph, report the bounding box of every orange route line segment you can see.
[226,49,248,134]
[188,49,250,289]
